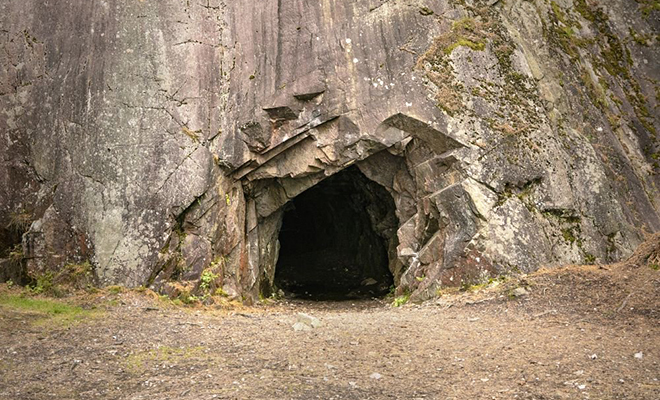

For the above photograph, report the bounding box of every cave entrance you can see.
[274,166,397,300]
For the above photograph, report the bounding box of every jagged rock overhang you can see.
[227,111,492,300]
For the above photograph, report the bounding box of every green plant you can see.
[649,263,659,271]
[180,294,199,304]
[7,210,31,233]
[583,253,596,264]
[199,269,219,292]
[267,288,282,300]
[59,261,95,288]
[6,280,14,289]
[392,293,410,307]
[196,257,226,300]
[25,260,95,296]
[107,285,124,294]
[8,245,23,262]
[29,272,54,295]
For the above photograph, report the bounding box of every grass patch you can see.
[106,285,124,294]
[0,293,98,327]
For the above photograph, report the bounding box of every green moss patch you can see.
[543,0,657,138]
[635,0,660,17]
[444,38,486,54]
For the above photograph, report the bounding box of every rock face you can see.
[1,0,658,301]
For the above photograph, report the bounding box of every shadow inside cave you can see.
[274,167,396,300]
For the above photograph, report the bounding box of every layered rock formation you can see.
[1,0,658,301]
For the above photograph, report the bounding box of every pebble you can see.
[292,313,322,331]
[292,322,312,332]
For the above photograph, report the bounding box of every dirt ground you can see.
[1,250,658,399]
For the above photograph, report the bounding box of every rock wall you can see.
[1,0,224,286]
[1,0,658,301]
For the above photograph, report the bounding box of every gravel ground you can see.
[0,260,658,400]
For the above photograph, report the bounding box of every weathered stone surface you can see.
[1,0,658,302]
[1,0,224,287]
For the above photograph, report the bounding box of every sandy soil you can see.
[0,257,658,399]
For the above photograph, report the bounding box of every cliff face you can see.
[1,0,658,301]
[1,0,223,285]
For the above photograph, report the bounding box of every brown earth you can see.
[0,237,658,400]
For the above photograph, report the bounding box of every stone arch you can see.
[234,113,480,301]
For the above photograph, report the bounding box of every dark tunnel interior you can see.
[274,166,397,300]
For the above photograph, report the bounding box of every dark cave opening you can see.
[274,166,397,300]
